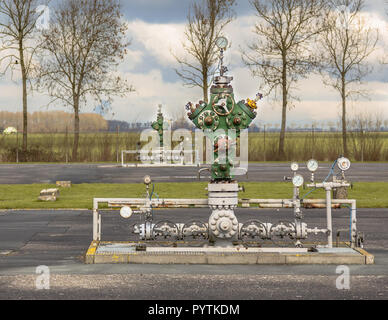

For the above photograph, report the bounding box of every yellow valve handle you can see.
[246,98,257,110]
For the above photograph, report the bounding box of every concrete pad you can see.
[256,253,286,264]
[85,241,374,265]
[285,253,365,265]
[355,248,375,265]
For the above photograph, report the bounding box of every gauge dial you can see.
[215,36,228,50]
[120,206,133,219]
[337,157,351,171]
[144,175,152,185]
[307,159,319,172]
[291,162,299,172]
[292,174,304,188]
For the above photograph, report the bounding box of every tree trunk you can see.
[72,98,80,161]
[341,75,348,156]
[203,67,209,103]
[203,83,209,104]
[19,41,28,160]
[278,56,287,159]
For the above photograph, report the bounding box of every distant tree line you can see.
[107,120,153,132]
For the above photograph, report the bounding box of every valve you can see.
[185,36,260,181]
[245,93,263,110]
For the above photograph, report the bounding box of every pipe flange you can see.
[197,110,220,131]
[209,209,238,239]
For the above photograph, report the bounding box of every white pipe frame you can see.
[121,149,201,167]
[92,195,357,248]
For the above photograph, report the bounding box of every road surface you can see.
[0,162,387,184]
[0,208,387,300]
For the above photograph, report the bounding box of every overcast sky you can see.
[0,0,387,128]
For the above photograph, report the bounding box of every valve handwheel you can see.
[212,94,235,116]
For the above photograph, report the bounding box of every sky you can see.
[0,0,387,128]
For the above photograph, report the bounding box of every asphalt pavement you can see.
[0,162,387,300]
[0,208,387,300]
[0,162,387,184]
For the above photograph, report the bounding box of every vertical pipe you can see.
[292,172,298,218]
[326,187,333,248]
[293,171,297,200]
[351,200,357,248]
[93,209,98,241]
[98,214,102,241]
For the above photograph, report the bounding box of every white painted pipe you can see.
[92,197,357,246]
[326,188,333,248]
[93,209,98,241]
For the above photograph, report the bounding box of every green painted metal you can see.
[151,105,166,148]
[187,76,260,181]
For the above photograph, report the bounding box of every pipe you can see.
[351,201,357,248]
[326,187,333,248]
[92,197,357,246]
[303,199,357,248]
[93,209,98,241]
[198,167,211,180]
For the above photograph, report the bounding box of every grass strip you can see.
[0,182,387,210]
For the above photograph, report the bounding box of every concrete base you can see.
[85,241,374,265]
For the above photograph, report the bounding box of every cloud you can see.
[0,80,56,114]
[1,4,387,127]
[109,69,202,122]
[255,76,388,126]
[121,49,144,72]
[0,82,20,105]
[127,19,186,67]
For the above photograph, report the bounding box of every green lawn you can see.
[0,182,387,209]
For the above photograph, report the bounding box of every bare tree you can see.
[36,0,133,160]
[381,1,388,65]
[319,0,378,156]
[0,0,46,157]
[170,108,192,130]
[349,112,383,161]
[242,0,327,158]
[173,0,236,103]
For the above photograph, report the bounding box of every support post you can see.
[93,199,101,241]
[326,187,333,248]
[93,209,98,241]
[98,213,102,241]
[351,200,357,248]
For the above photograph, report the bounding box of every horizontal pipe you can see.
[303,199,356,205]
[241,199,293,203]
[94,198,356,209]
[93,198,357,245]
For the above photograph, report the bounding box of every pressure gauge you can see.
[120,206,133,219]
[292,174,304,187]
[215,36,228,50]
[338,157,351,171]
[144,175,152,185]
[291,162,299,172]
[307,159,319,172]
